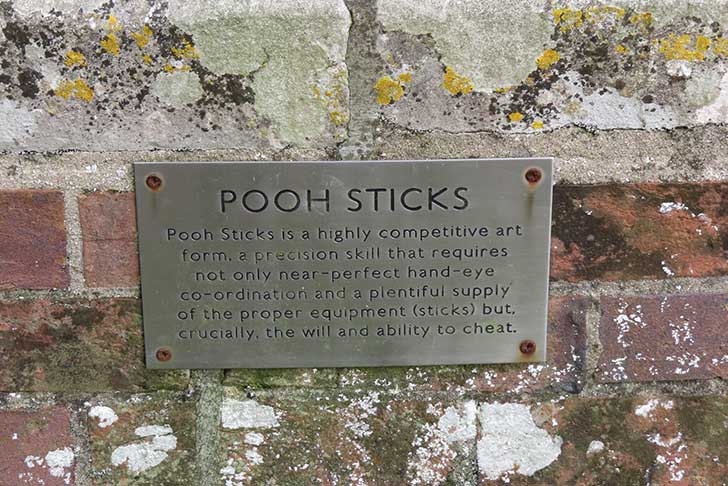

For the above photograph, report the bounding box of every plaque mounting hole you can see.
[524,168,542,185]
[155,347,172,362]
[145,174,163,191]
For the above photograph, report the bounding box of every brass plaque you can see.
[135,159,552,368]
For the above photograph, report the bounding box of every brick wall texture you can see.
[1,1,728,485]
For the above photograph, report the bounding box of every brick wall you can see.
[1,1,728,485]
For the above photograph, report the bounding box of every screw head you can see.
[524,168,542,184]
[519,340,536,355]
[145,174,163,191]
[156,348,172,362]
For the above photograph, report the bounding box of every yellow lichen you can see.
[494,86,512,93]
[536,49,560,70]
[107,15,122,32]
[55,79,94,102]
[532,120,544,129]
[313,66,349,126]
[658,34,711,61]
[615,44,630,54]
[163,64,192,72]
[397,72,413,83]
[442,66,474,96]
[131,25,153,49]
[555,7,651,33]
[714,37,728,56]
[553,8,583,32]
[101,33,120,55]
[64,50,86,67]
[143,54,153,65]
[508,112,524,122]
[375,76,404,104]
[630,12,653,26]
[172,40,199,60]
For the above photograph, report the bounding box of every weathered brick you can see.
[79,192,139,288]
[219,388,477,485]
[224,367,339,389]
[597,294,728,383]
[0,299,188,392]
[0,406,75,485]
[217,391,728,485]
[85,393,196,485]
[336,296,588,394]
[478,395,728,485]
[551,183,728,282]
[0,190,69,289]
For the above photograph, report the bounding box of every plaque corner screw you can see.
[519,340,536,355]
[524,168,543,185]
[156,347,172,362]
[145,173,163,191]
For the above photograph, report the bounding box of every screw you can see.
[156,348,172,362]
[145,174,163,191]
[519,340,536,355]
[524,168,542,184]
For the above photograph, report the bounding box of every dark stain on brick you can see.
[551,185,663,281]
[17,68,41,98]
[2,20,32,53]
[50,305,106,330]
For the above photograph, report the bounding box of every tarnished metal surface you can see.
[135,159,552,368]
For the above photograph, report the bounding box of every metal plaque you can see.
[135,159,552,369]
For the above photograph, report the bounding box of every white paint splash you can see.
[635,399,674,418]
[648,432,688,481]
[111,424,177,473]
[437,401,477,443]
[221,399,280,430]
[89,405,118,428]
[407,401,476,486]
[22,448,74,485]
[477,403,562,480]
[659,202,690,214]
[587,440,605,455]
[244,432,265,446]
[45,447,74,482]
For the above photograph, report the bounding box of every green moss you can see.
[676,398,728,454]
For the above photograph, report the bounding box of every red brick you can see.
[78,192,139,288]
[596,294,728,383]
[551,183,728,282]
[0,407,74,485]
[0,190,68,289]
[0,298,188,392]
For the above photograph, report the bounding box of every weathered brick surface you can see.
[551,183,728,282]
[0,299,188,392]
[79,192,139,288]
[0,406,75,485]
[0,190,69,290]
[219,389,478,485]
[479,395,728,485]
[218,391,728,485]
[597,294,728,383]
[86,393,196,485]
[224,367,339,389]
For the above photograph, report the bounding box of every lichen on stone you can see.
[442,66,473,96]
[375,75,405,104]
